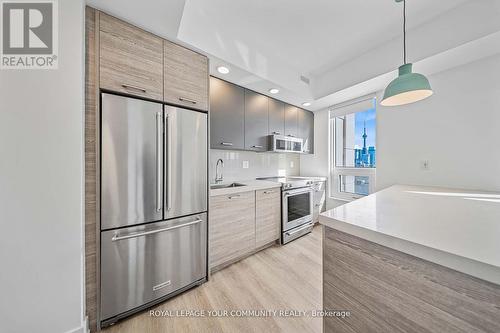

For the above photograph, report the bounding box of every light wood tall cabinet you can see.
[99,13,163,101]
[209,191,256,269]
[255,189,281,248]
[86,7,210,332]
[164,40,208,111]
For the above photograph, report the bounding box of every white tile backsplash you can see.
[210,149,300,183]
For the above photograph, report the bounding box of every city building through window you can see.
[330,96,376,200]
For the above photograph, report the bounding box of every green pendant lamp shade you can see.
[380,63,433,106]
[381,0,433,107]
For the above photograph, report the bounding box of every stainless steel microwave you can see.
[269,134,303,153]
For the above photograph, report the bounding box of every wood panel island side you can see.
[319,185,500,333]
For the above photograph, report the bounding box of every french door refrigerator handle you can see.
[111,219,203,241]
[156,112,163,212]
[165,112,172,211]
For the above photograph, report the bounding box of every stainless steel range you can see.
[257,177,316,244]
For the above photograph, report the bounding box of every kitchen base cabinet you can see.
[209,191,255,269]
[255,189,281,247]
[210,187,281,271]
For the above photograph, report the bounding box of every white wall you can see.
[301,53,500,206]
[377,54,500,192]
[300,108,345,209]
[0,1,85,333]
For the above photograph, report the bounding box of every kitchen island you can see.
[319,185,500,333]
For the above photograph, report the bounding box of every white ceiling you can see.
[86,0,500,110]
[180,0,467,76]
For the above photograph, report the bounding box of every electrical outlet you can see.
[290,161,294,168]
[242,161,249,169]
[420,160,430,171]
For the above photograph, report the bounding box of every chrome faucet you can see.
[215,159,224,183]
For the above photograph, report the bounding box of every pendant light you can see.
[380,0,433,106]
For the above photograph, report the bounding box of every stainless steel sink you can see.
[210,183,246,190]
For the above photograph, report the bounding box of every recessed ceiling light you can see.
[217,66,230,74]
[302,102,311,107]
[269,88,279,94]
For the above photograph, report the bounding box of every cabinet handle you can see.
[315,204,320,207]
[263,191,274,194]
[228,195,240,199]
[221,142,233,146]
[272,131,281,135]
[121,84,147,93]
[287,134,295,137]
[179,97,197,104]
[252,145,263,149]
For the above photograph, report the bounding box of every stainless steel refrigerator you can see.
[99,93,208,325]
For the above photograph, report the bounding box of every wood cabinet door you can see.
[209,191,256,269]
[284,104,298,137]
[268,99,285,136]
[99,13,163,101]
[164,40,208,111]
[255,189,281,248]
[298,109,314,153]
[244,90,269,151]
[209,77,245,150]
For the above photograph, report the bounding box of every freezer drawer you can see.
[100,213,207,322]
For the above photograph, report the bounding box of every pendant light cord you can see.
[403,0,407,64]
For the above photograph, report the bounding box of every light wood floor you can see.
[104,226,322,333]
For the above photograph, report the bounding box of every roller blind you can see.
[329,94,376,118]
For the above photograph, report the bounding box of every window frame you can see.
[329,96,377,202]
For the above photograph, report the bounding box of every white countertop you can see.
[319,184,500,285]
[210,180,281,197]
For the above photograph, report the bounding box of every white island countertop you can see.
[319,184,500,285]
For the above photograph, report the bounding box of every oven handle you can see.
[283,187,313,197]
[285,222,314,236]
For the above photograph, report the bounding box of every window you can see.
[330,96,376,201]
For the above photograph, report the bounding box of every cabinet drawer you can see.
[164,40,208,111]
[256,189,281,247]
[99,13,163,100]
[209,191,255,268]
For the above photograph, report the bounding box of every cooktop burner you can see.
[257,176,316,190]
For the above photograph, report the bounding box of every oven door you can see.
[282,187,313,231]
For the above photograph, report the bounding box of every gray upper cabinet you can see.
[284,104,298,137]
[268,99,285,136]
[210,77,245,150]
[298,109,314,154]
[244,90,269,151]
